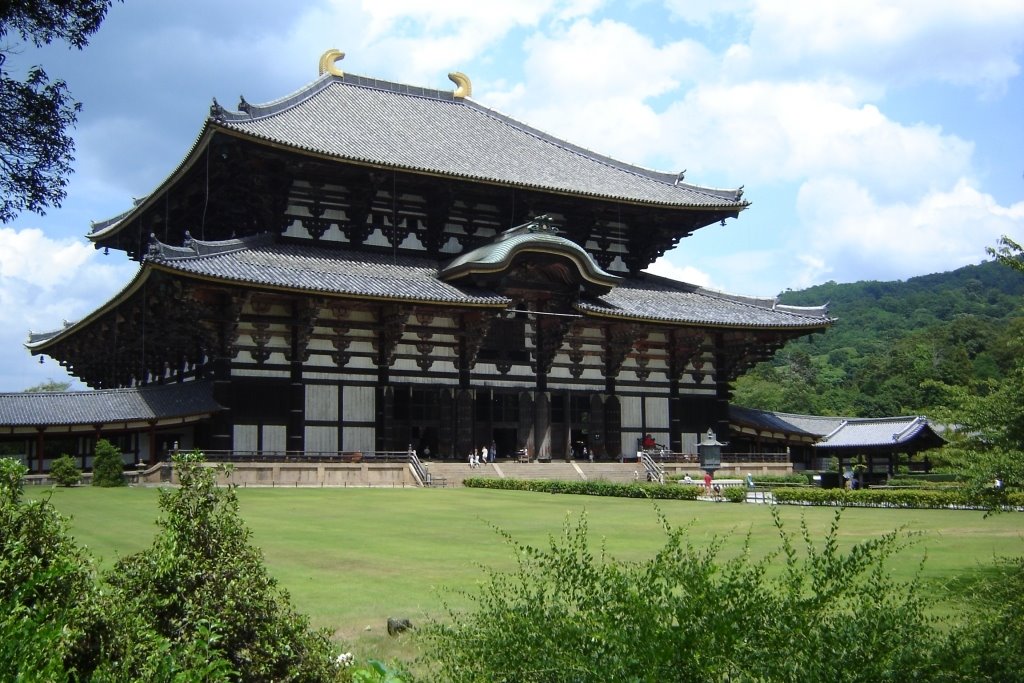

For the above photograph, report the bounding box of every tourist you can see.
[481,444,489,465]
[703,471,713,495]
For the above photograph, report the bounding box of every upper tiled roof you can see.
[579,274,832,329]
[146,234,510,306]
[214,73,747,209]
[0,381,221,427]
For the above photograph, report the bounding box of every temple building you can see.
[12,52,833,470]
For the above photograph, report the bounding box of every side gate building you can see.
[12,53,832,470]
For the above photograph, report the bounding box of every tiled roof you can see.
[0,381,221,427]
[729,406,844,437]
[215,73,747,209]
[440,220,620,291]
[730,406,945,450]
[147,234,510,306]
[816,416,945,450]
[579,275,832,329]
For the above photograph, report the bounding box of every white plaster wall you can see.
[234,425,258,452]
[343,386,375,422]
[305,425,338,452]
[306,385,339,421]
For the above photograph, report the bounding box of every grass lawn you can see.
[32,485,1024,656]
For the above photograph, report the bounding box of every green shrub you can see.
[103,451,341,682]
[0,458,98,680]
[417,508,941,682]
[49,454,81,487]
[91,438,124,487]
[464,477,702,501]
[722,486,747,502]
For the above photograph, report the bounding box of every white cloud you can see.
[751,1,1024,91]
[659,80,975,195]
[0,229,137,391]
[795,176,1024,285]
[644,257,712,288]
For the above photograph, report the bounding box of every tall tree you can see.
[0,0,117,222]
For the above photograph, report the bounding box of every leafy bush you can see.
[91,438,124,487]
[749,473,814,485]
[49,454,81,487]
[771,487,1024,509]
[722,486,747,502]
[0,458,98,680]
[464,477,701,501]
[417,508,941,682]
[104,451,341,682]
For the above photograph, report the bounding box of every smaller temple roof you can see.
[0,381,221,427]
[816,416,945,452]
[729,406,945,452]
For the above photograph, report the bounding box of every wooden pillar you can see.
[147,421,157,468]
[534,391,551,461]
[456,389,475,459]
[35,428,45,474]
[210,355,233,452]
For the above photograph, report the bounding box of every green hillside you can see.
[733,260,1024,417]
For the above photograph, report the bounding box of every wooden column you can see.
[35,428,45,474]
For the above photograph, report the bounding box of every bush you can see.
[417,508,941,682]
[464,477,702,501]
[49,454,81,487]
[103,451,341,682]
[91,438,124,487]
[722,486,747,502]
[0,458,98,680]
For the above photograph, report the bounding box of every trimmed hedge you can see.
[464,477,702,501]
[773,487,1024,509]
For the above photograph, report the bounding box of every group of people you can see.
[468,444,495,468]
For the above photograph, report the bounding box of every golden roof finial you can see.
[448,72,472,99]
[319,49,345,77]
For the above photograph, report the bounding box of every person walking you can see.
[703,471,713,496]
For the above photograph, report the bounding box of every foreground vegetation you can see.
[14,475,1019,680]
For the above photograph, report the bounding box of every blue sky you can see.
[2,0,1022,391]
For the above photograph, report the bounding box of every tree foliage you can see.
[23,379,72,392]
[734,259,1024,419]
[0,0,118,222]
[419,509,942,682]
[49,454,80,486]
[105,451,340,682]
[0,453,345,681]
[90,437,124,487]
[0,458,98,680]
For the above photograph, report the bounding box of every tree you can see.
[23,379,71,392]
[90,437,124,486]
[104,451,340,681]
[988,235,1024,273]
[0,0,118,222]
[49,454,80,486]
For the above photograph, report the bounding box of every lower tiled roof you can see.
[581,275,831,329]
[0,381,222,427]
[149,236,510,306]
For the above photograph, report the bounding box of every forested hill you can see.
[732,259,1024,417]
